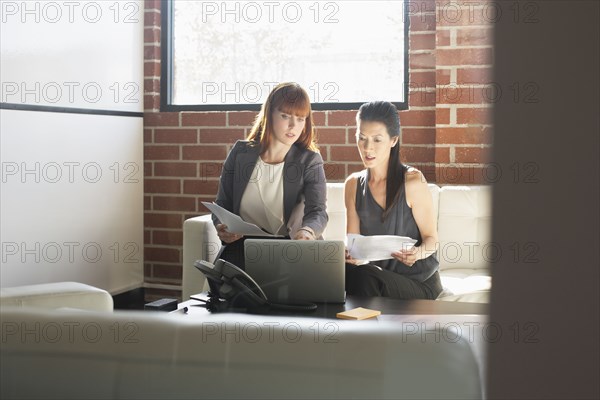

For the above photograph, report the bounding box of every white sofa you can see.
[0,284,484,399]
[183,184,492,302]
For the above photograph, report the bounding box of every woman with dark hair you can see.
[213,82,328,269]
[345,101,442,299]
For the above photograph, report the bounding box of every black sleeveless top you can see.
[355,169,439,282]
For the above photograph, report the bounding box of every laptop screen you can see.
[244,239,346,303]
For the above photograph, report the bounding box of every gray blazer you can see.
[213,140,328,238]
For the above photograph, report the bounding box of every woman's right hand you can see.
[345,249,360,265]
[216,224,242,244]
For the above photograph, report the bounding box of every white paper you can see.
[202,202,283,237]
[347,234,417,261]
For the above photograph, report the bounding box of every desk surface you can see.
[177,293,488,319]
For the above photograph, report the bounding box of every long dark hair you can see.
[356,101,407,220]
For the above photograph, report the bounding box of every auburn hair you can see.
[247,82,318,153]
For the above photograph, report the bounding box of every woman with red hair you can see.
[212,82,328,270]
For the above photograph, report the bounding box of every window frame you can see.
[160,0,410,112]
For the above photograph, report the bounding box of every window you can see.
[161,0,409,111]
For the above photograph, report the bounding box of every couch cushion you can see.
[437,186,492,271]
[322,183,346,240]
[437,291,490,303]
[428,184,441,220]
[439,269,492,295]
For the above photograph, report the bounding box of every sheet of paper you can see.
[202,202,283,237]
[347,234,417,261]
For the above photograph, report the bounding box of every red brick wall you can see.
[434,0,494,183]
[143,0,493,299]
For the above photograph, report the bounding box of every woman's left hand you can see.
[392,247,419,267]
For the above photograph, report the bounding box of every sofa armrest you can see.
[0,282,113,312]
[182,215,221,300]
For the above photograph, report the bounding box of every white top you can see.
[239,157,285,235]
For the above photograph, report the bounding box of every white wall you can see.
[0,0,144,294]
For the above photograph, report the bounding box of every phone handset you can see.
[195,259,268,307]
[194,259,316,312]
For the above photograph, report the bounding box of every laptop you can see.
[244,239,346,303]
